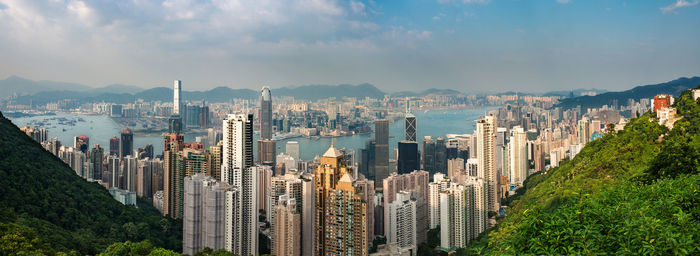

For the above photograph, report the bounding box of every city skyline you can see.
[1,1,699,92]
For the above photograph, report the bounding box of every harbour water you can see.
[8,107,494,161]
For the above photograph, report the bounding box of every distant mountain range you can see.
[0,76,457,104]
[0,75,144,95]
[556,76,700,110]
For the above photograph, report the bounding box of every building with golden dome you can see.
[314,142,369,256]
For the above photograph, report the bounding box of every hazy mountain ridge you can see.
[556,77,700,110]
[2,76,388,104]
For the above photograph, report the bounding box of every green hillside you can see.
[0,111,182,255]
[465,87,700,255]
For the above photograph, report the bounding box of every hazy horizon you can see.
[1,0,699,92]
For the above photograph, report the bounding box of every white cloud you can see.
[350,0,366,16]
[556,0,570,4]
[661,0,699,14]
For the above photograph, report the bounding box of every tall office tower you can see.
[397,141,419,174]
[286,141,299,161]
[109,136,120,156]
[124,156,138,192]
[386,191,426,248]
[163,133,185,218]
[314,144,369,256]
[73,135,89,154]
[207,141,223,181]
[476,115,499,213]
[200,104,210,129]
[120,128,133,158]
[260,87,273,140]
[169,115,183,134]
[174,80,182,115]
[221,114,258,256]
[577,117,590,145]
[509,126,527,187]
[258,165,273,213]
[90,144,103,181]
[222,114,254,185]
[435,137,447,173]
[428,173,451,229]
[183,174,232,255]
[107,156,120,188]
[359,140,376,180]
[422,136,436,174]
[272,196,302,256]
[375,119,389,189]
[257,139,276,168]
[405,113,416,142]
[355,177,375,245]
[495,127,508,179]
[137,159,154,198]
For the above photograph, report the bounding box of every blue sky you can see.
[0,0,698,93]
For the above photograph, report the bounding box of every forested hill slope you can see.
[0,111,181,255]
[467,87,700,255]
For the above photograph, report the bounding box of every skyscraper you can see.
[314,143,369,256]
[169,115,183,134]
[272,196,302,256]
[476,115,499,213]
[163,133,185,218]
[109,136,119,156]
[257,139,276,169]
[509,126,527,187]
[260,87,272,140]
[577,117,590,145]
[422,136,436,174]
[174,80,182,115]
[120,128,133,158]
[375,119,389,189]
[405,113,416,142]
[386,191,426,248]
[397,141,419,174]
[89,144,103,181]
[221,113,258,256]
[382,170,429,241]
[73,135,89,154]
[435,137,447,173]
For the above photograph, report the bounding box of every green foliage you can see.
[464,87,700,255]
[370,235,387,253]
[0,112,182,255]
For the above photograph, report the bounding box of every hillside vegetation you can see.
[0,111,182,255]
[466,87,700,255]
